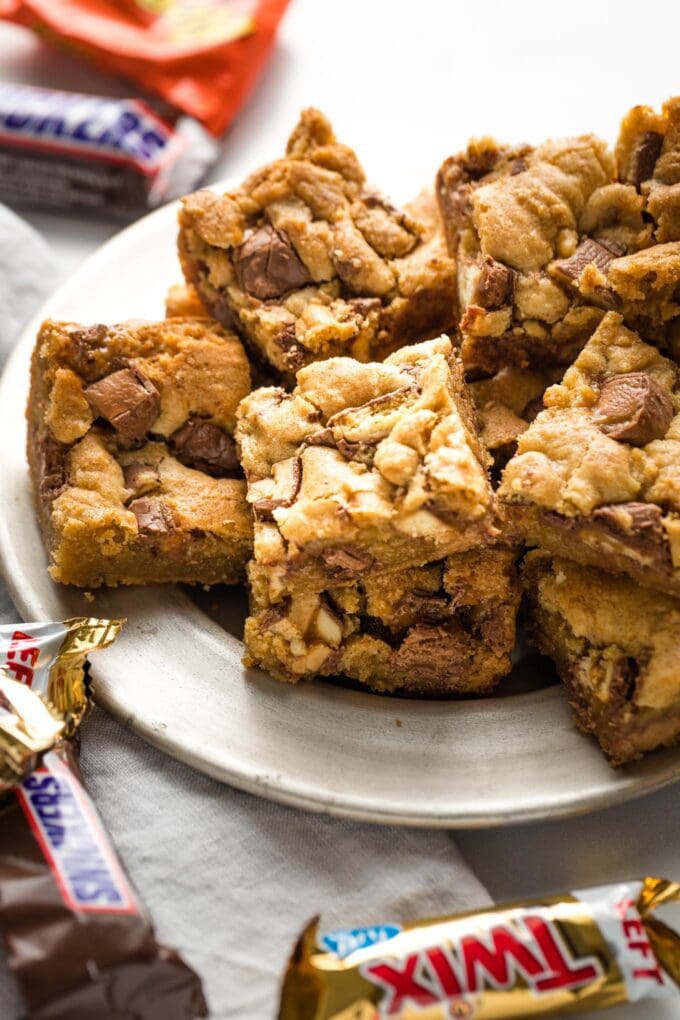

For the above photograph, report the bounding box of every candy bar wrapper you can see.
[0,740,208,1019]
[0,83,220,217]
[0,617,122,787]
[0,0,291,137]
[280,879,680,1019]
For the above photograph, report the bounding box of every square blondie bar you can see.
[178,108,456,383]
[523,551,680,764]
[500,312,680,596]
[436,100,680,374]
[245,547,518,695]
[28,318,253,587]
[236,336,501,603]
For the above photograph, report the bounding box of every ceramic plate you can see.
[2,194,679,828]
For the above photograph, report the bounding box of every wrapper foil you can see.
[0,616,123,790]
[279,878,680,1019]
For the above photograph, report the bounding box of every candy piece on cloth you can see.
[0,741,208,1020]
[0,0,291,137]
[0,84,219,216]
[0,617,123,742]
[279,877,680,1019]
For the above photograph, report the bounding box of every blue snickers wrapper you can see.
[0,740,208,1019]
[0,82,218,216]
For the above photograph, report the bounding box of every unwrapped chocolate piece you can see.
[0,741,208,1019]
[280,878,680,1019]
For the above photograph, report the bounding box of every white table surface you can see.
[1,2,680,1016]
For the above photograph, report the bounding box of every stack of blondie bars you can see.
[27,102,680,764]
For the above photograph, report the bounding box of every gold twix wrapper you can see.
[0,617,123,788]
[279,878,680,1019]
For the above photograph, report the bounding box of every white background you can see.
[1,1,680,1016]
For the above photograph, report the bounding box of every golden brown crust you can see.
[178,109,457,383]
[245,547,519,694]
[523,552,680,763]
[236,336,503,603]
[27,318,253,587]
[500,313,680,594]
[438,103,680,374]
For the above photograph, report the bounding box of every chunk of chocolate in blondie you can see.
[27,318,253,587]
[617,96,680,243]
[178,108,456,383]
[523,551,680,765]
[246,547,518,695]
[437,119,680,372]
[500,312,680,596]
[236,335,501,602]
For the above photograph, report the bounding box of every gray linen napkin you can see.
[0,205,490,1019]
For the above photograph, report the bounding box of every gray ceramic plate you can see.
[2,195,680,828]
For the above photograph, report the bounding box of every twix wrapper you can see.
[279,879,680,1019]
[0,617,122,787]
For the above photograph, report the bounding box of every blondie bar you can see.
[178,108,456,383]
[27,318,253,587]
[245,547,518,695]
[523,551,680,764]
[500,312,680,596]
[236,336,501,602]
[437,105,680,374]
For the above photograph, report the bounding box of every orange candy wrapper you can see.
[0,0,291,137]
[280,878,680,1018]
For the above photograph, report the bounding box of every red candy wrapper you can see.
[0,0,291,137]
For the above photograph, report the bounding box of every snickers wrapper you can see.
[0,741,208,1019]
[0,83,219,217]
[280,879,680,1018]
[0,617,122,787]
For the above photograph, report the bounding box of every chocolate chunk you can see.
[67,323,108,381]
[392,623,466,682]
[593,372,674,445]
[253,458,302,519]
[39,432,68,502]
[130,496,175,536]
[510,157,527,175]
[84,367,160,440]
[275,326,310,373]
[552,238,624,286]
[123,462,159,498]
[321,547,374,578]
[347,297,382,318]
[627,131,664,188]
[473,256,516,310]
[306,429,374,465]
[170,419,240,476]
[592,502,672,567]
[394,590,451,624]
[233,225,311,300]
